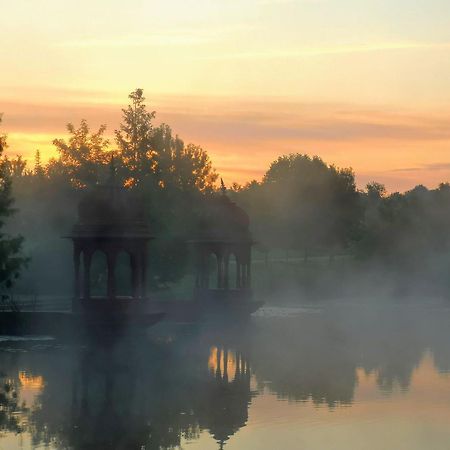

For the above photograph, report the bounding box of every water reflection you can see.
[1,306,450,449]
[204,346,253,448]
[0,331,256,449]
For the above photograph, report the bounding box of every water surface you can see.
[1,304,450,449]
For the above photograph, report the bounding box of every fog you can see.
[0,304,449,449]
[1,89,450,448]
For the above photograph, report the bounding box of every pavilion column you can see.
[134,251,142,299]
[246,261,251,288]
[73,245,81,300]
[205,251,210,288]
[204,251,210,288]
[106,250,117,299]
[224,254,229,290]
[223,349,229,382]
[217,253,224,289]
[241,264,248,288]
[131,253,139,299]
[215,347,222,379]
[245,357,251,379]
[141,247,147,298]
[198,250,205,288]
[236,261,241,289]
[235,352,241,380]
[195,249,201,288]
[82,251,92,300]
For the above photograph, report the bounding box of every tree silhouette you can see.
[115,88,156,187]
[51,119,111,188]
[0,116,27,289]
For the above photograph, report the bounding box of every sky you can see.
[2,0,450,191]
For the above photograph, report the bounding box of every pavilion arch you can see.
[89,250,108,298]
[115,250,133,298]
[208,252,220,289]
[227,252,239,290]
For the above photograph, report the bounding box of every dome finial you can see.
[220,178,227,196]
[109,154,117,184]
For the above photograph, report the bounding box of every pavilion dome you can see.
[72,182,151,238]
[196,193,252,242]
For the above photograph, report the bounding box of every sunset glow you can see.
[2,0,450,191]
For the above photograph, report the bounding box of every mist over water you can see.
[2,0,450,447]
[0,302,449,449]
[2,90,450,450]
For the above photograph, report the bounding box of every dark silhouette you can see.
[233,154,361,262]
[69,159,152,312]
[0,115,27,292]
[0,327,255,449]
[191,184,262,314]
[4,91,450,302]
[1,307,450,448]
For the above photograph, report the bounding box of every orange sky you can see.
[2,0,450,192]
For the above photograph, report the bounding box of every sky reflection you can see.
[1,305,450,449]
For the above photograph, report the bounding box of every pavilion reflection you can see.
[0,333,255,449]
[208,346,251,382]
[1,307,450,448]
[202,345,253,448]
[69,340,255,449]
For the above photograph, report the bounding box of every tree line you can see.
[0,89,450,297]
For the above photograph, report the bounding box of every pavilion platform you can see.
[0,310,165,338]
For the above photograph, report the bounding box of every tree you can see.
[115,88,156,187]
[0,114,7,154]
[0,116,27,289]
[151,123,217,192]
[0,92,220,293]
[256,154,361,257]
[1,155,29,179]
[115,91,218,192]
[34,150,45,178]
[52,119,110,188]
[113,92,218,286]
[366,181,387,200]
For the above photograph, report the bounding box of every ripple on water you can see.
[254,306,322,318]
[0,335,55,342]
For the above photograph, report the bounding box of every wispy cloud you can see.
[58,34,207,48]
[56,25,252,49]
[4,95,450,143]
[391,163,450,173]
[198,41,450,60]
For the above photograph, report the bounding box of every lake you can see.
[1,303,450,449]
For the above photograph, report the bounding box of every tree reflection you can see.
[248,307,450,405]
[0,372,24,434]
[0,333,255,449]
[250,316,358,406]
[1,308,450,448]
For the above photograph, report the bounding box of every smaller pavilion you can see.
[68,167,153,312]
[191,184,254,302]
